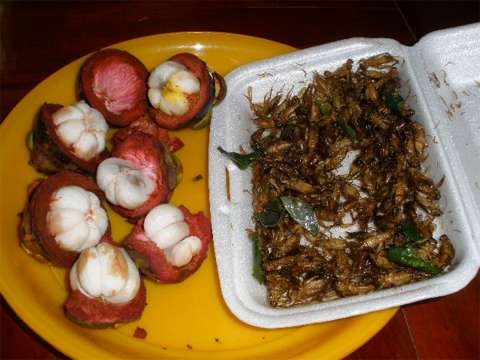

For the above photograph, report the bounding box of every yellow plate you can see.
[0,32,396,359]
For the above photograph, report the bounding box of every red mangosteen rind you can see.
[149,53,215,130]
[81,49,149,127]
[107,132,176,221]
[29,103,109,175]
[212,71,227,105]
[21,171,112,267]
[18,180,51,264]
[112,116,184,153]
[123,206,212,283]
[133,326,148,339]
[64,280,147,328]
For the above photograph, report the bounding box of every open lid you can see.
[409,23,480,255]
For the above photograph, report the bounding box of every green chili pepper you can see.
[280,196,320,236]
[258,198,284,227]
[387,246,442,274]
[387,91,403,116]
[338,116,357,143]
[250,235,265,284]
[402,219,423,242]
[217,147,262,170]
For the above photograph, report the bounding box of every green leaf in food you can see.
[250,234,265,284]
[315,100,332,116]
[280,196,320,236]
[217,146,262,170]
[402,219,423,242]
[387,91,403,116]
[337,117,357,143]
[386,246,442,274]
[258,198,284,227]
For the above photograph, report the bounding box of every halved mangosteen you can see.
[123,204,212,283]
[81,49,149,127]
[64,242,147,328]
[147,53,226,130]
[96,131,182,221]
[18,171,112,267]
[29,102,109,175]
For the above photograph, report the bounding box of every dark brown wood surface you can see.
[1,1,479,359]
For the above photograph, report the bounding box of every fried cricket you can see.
[246,54,454,307]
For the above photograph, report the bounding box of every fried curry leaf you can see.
[337,117,357,143]
[217,147,262,170]
[250,234,265,284]
[280,196,320,236]
[387,246,441,274]
[402,219,423,242]
[258,198,284,227]
[387,91,403,116]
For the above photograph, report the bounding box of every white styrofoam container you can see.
[209,23,480,328]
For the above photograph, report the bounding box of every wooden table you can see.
[1,1,479,359]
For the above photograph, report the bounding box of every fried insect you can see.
[249,53,455,307]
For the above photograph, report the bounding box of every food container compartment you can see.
[209,23,480,328]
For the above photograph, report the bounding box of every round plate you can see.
[0,32,396,359]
